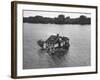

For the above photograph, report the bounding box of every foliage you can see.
[37,40,45,49]
[23,14,91,25]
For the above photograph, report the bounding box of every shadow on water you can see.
[37,49,48,58]
[49,49,69,65]
[38,49,47,54]
[38,48,69,57]
[38,49,69,66]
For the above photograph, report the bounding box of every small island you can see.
[37,34,70,54]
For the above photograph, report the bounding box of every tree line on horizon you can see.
[23,14,91,25]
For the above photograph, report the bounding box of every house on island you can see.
[43,34,70,53]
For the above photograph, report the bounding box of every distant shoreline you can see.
[23,14,91,25]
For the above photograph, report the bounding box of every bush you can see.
[37,40,44,49]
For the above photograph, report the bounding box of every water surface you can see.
[23,23,91,69]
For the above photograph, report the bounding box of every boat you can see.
[37,34,70,54]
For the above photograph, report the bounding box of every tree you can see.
[79,15,87,24]
[55,14,66,24]
[37,40,45,49]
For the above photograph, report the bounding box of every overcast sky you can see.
[23,10,91,18]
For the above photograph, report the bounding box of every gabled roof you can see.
[62,36,69,41]
[45,34,69,44]
[46,35,58,44]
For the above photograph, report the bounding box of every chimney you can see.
[57,34,59,37]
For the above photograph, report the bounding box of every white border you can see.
[17,4,96,76]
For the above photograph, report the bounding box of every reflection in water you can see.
[37,49,69,68]
[49,50,69,66]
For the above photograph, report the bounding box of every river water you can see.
[23,23,91,69]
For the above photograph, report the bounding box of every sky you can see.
[23,10,91,18]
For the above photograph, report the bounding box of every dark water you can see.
[23,23,91,69]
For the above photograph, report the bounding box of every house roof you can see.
[46,35,58,44]
[45,34,69,44]
[62,36,69,40]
